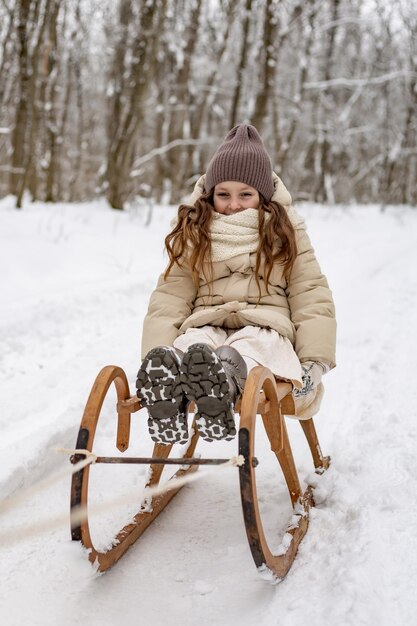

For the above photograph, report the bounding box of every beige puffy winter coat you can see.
[141,174,336,367]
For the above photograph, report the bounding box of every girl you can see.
[136,124,336,444]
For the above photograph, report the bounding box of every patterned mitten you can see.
[293,361,328,397]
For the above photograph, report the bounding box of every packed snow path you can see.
[0,199,416,626]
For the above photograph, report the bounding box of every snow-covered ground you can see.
[0,197,416,626]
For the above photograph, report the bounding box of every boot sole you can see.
[136,347,188,445]
[181,343,236,441]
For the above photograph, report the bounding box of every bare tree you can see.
[251,0,281,131]
[229,0,253,129]
[43,0,63,201]
[105,0,166,210]
[384,4,417,205]
[9,0,31,205]
[0,1,16,100]
[311,0,341,203]
[10,0,56,208]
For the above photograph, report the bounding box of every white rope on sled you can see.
[0,449,244,547]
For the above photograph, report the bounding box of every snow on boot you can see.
[180,343,246,441]
[136,346,189,445]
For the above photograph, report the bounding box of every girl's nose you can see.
[229,197,241,210]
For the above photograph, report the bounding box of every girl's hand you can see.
[294,361,328,397]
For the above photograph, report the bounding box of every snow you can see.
[1,196,417,626]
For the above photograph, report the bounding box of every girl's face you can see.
[213,181,260,215]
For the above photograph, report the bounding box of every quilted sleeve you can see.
[141,261,197,358]
[285,228,336,368]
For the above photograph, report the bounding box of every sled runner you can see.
[70,364,330,581]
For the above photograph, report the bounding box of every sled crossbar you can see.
[75,455,259,467]
[117,396,272,414]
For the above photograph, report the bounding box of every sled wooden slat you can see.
[93,455,244,466]
[300,419,331,471]
[71,362,330,578]
[116,395,274,416]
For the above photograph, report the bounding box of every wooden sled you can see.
[70,364,330,580]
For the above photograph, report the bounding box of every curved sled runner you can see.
[70,364,330,580]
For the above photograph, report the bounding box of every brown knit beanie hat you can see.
[204,123,274,200]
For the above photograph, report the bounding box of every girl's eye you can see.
[216,193,228,198]
[242,193,253,197]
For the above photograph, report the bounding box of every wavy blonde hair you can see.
[164,191,297,296]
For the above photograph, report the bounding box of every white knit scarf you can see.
[210,208,260,262]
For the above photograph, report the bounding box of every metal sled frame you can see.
[70,364,330,579]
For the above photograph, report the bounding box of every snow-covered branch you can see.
[130,138,214,177]
[304,70,414,90]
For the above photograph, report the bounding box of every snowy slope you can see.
[0,197,416,626]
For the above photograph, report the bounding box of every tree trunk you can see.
[10,0,31,205]
[106,0,162,210]
[229,0,253,129]
[314,0,340,202]
[44,0,63,202]
[11,0,54,208]
[251,0,280,131]
[163,0,203,201]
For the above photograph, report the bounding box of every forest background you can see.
[0,0,416,211]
